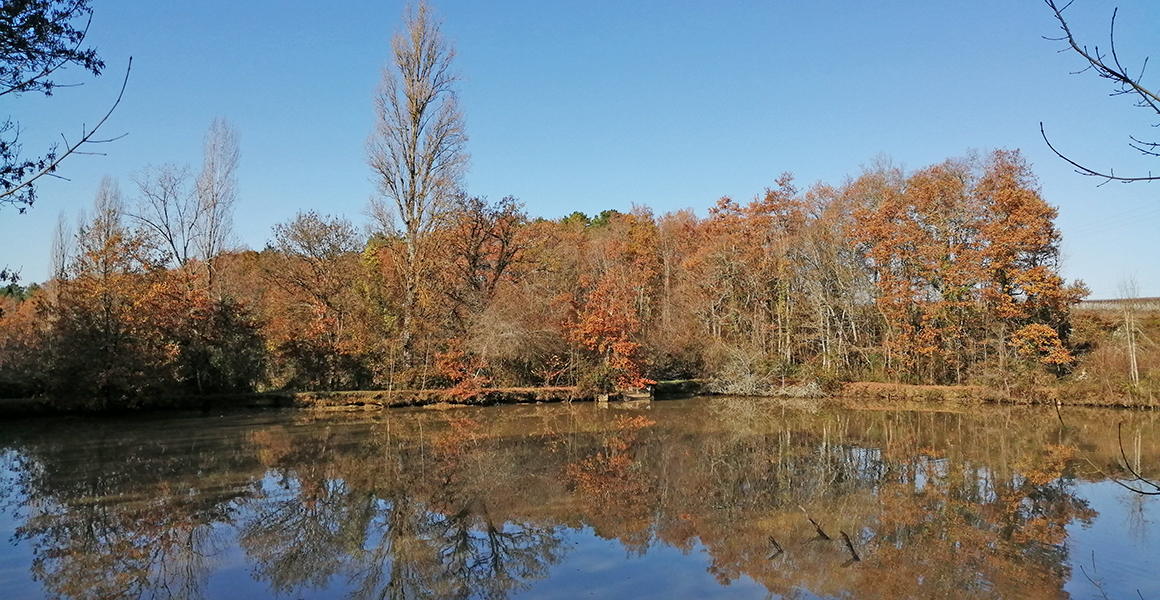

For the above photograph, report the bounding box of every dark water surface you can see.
[1,398,1158,599]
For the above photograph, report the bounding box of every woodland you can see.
[2,145,1139,409]
[0,1,1157,410]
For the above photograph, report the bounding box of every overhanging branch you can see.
[1041,122,1156,184]
[0,56,131,205]
[1042,0,1160,183]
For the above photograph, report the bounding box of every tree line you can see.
[0,146,1089,407]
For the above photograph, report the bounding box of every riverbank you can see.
[1,378,1154,418]
[0,386,589,418]
[840,381,1157,409]
[0,379,717,418]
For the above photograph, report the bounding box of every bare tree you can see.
[128,118,239,278]
[49,210,72,280]
[367,1,469,363]
[195,118,240,285]
[267,211,363,309]
[131,163,198,269]
[1117,275,1140,387]
[1042,0,1160,183]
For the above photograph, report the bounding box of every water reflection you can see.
[1,400,1157,599]
[238,424,566,600]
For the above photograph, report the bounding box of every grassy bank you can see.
[839,381,1157,409]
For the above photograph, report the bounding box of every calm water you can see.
[1,397,1158,599]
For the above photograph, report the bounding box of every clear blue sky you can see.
[2,0,1158,298]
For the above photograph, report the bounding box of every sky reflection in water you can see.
[1,398,1158,599]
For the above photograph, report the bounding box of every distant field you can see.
[1074,297,1160,311]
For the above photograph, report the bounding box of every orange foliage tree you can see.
[261,211,372,390]
[853,150,1085,383]
[28,182,267,407]
[40,186,175,405]
[568,209,661,391]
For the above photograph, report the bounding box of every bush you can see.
[577,363,617,396]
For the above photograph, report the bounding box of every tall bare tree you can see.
[195,117,240,286]
[129,118,239,281]
[1117,276,1141,387]
[49,210,72,280]
[367,1,468,364]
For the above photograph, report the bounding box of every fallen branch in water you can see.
[1084,423,1160,496]
[766,535,784,560]
[1115,422,1160,495]
[798,506,832,540]
[840,530,860,562]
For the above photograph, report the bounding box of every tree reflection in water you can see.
[2,400,1157,599]
[239,419,565,600]
[3,418,248,600]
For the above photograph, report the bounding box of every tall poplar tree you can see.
[367,1,468,366]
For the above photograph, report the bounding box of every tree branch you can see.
[1116,422,1160,494]
[1042,0,1160,183]
[1041,122,1156,184]
[0,56,131,205]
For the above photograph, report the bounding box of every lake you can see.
[1,397,1157,599]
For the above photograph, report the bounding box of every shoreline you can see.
[0,379,1155,418]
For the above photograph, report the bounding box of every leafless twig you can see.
[1083,423,1160,495]
[1079,551,1112,600]
[766,535,783,560]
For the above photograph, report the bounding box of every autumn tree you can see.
[40,177,173,406]
[0,281,45,397]
[262,211,369,389]
[682,178,810,390]
[672,175,880,391]
[789,182,879,377]
[852,151,1083,383]
[647,208,709,378]
[440,195,526,328]
[29,177,264,404]
[568,209,661,391]
[975,150,1086,372]
[447,215,576,387]
[367,1,468,365]
[427,195,529,389]
[686,177,807,366]
[123,120,256,394]
[854,158,986,383]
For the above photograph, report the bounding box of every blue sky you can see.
[2,0,1158,298]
